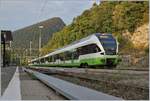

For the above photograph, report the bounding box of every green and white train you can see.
[29,33,121,68]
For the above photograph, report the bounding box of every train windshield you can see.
[96,34,117,55]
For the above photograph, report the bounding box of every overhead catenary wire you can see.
[34,0,48,60]
[37,0,48,23]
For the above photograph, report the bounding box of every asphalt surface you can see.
[1,66,66,100]
[1,66,17,95]
[19,67,66,100]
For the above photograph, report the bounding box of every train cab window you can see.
[90,44,101,53]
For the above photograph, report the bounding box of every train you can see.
[29,33,121,68]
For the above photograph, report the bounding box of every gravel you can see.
[51,71,149,100]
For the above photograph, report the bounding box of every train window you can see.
[51,56,55,62]
[53,55,57,61]
[64,51,72,60]
[90,44,101,53]
[49,56,52,62]
[52,54,61,61]
[59,53,65,61]
[73,51,79,59]
[45,57,49,62]
[77,44,101,55]
[47,44,100,62]
[45,56,52,62]
[41,58,45,63]
[56,54,59,59]
[35,60,38,64]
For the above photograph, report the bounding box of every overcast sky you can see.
[0,0,100,31]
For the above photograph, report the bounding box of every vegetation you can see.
[13,18,65,49]
[42,1,149,55]
[11,17,65,64]
[12,17,65,56]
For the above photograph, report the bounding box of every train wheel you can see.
[80,63,88,68]
[79,63,83,68]
[83,63,88,68]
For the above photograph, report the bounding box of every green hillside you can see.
[42,1,148,55]
[12,17,65,51]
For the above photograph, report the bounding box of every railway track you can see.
[24,67,121,100]
[19,67,66,100]
[52,74,149,100]
[28,66,149,76]
[115,68,149,71]
[27,66,149,100]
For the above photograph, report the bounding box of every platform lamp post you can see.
[3,34,6,67]
[38,25,43,64]
[9,41,12,65]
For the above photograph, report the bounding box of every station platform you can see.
[1,66,121,100]
[1,66,16,95]
[1,66,65,100]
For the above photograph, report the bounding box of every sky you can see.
[0,0,100,31]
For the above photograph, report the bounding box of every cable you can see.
[37,0,48,22]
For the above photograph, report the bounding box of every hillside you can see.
[41,1,148,67]
[12,17,65,52]
[118,23,149,68]
[42,2,148,52]
[42,1,148,54]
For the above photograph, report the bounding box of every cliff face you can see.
[131,24,149,49]
[120,24,149,68]
[122,23,148,51]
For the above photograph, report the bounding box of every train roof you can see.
[45,33,99,56]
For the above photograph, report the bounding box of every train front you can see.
[96,33,120,67]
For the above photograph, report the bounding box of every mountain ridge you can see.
[12,17,65,56]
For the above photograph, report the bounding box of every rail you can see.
[24,68,121,100]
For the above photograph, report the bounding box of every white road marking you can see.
[1,66,21,100]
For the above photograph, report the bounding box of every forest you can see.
[41,1,149,55]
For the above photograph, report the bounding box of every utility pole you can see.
[30,41,32,59]
[38,26,43,53]
[38,25,43,64]
[9,41,12,65]
[3,34,6,67]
